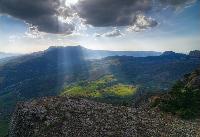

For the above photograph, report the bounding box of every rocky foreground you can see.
[9,96,200,137]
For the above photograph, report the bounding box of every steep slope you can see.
[154,67,200,119]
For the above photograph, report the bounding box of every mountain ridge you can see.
[45,45,163,59]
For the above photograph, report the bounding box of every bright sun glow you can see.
[65,0,79,6]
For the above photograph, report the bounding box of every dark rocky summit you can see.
[162,51,176,56]
[189,50,200,58]
[9,97,137,137]
[9,96,200,137]
[161,51,185,57]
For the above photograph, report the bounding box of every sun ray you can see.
[65,0,79,6]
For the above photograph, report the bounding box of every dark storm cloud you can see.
[0,0,196,34]
[75,0,196,27]
[75,0,152,27]
[0,0,74,34]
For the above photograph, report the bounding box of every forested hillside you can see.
[154,67,200,119]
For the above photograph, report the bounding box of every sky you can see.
[0,0,199,53]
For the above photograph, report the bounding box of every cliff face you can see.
[9,96,200,137]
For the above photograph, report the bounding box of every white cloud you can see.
[96,29,123,37]
[127,14,157,32]
[24,24,45,39]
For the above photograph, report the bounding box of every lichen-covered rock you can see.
[9,97,137,137]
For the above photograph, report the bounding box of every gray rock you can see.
[9,96,200,137]
[9,97,137,137]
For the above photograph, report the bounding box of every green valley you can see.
[61,75,137,106]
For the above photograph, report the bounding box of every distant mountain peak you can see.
[162,51,176,56]
[43,46,162,59]
[189,50,200,58]
[47,45,82,49]
[161,51,187,58]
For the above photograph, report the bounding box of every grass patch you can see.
[104,84,137,96]
[61,75,137,106]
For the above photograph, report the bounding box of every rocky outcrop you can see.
[183,68,200,89]
[9,97,137,137]
[9,96,200,137]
